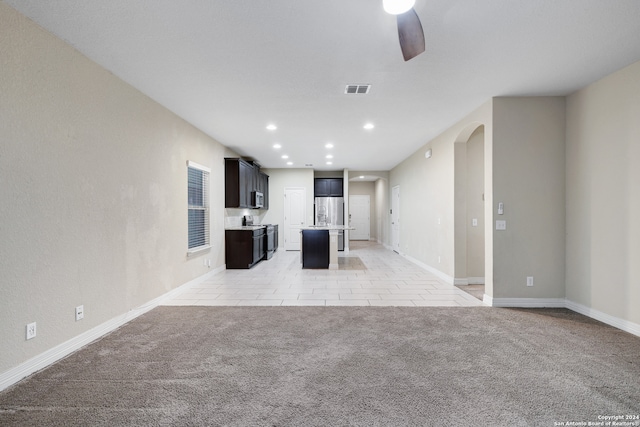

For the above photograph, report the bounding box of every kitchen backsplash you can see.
[224,208,265,227]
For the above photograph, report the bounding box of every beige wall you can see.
[261,168,315,247]
[0,4,228,373]
[390,101,493,281]
[374,178,390,246]
[492,97,566,299]
[390,96,564,301]
[565,60,640,324]
[454,127,485,281]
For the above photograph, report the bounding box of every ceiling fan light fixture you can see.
[383,0,415,15]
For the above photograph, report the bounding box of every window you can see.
[187,161,210,253]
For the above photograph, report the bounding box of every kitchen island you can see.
[300,226,354,270]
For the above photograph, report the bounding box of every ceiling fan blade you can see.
[396,8,425,61]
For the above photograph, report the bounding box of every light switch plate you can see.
[496,220,507,230]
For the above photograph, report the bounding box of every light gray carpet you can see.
[1,307,639,426]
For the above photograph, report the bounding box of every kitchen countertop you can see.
[300,225,355,230]
[225,225,267,230]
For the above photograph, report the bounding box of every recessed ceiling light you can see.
[325,143,334,149]
[287,161,293,166]
[266,124,277,131]
[363,123,374,130]
[326,161,333,165]
[273,143,281,149]
[281,155,289,159]
[360,176,364,179]
[326,154,333,159]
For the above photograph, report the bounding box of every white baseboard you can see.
[401,254,454,285]
[486,297,640,339]
[489,297,566,308]
[455,277,485,286]
[566,299,640,338]
[0,265,225,392]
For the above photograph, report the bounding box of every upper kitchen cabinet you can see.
[225,158,269,209]
[314,178,343,197]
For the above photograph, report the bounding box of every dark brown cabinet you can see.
[314,178,343,197]
[225,228,266,269]
[225,158,269,209]
[301,229,329,268]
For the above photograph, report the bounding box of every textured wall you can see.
[374,178,390,246]
[465,128,485,279]
[0,3,227,373]
[566,60,640,324]
[492,97,566,299]
[389,102,492,280]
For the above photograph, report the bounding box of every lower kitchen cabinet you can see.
[301,229,329,269]
[225,228,265,269]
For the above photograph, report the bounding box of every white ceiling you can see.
[6,0,640,171]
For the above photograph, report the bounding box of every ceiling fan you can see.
[383,0,425,61]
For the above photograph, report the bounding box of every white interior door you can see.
[349,195,370,240]
[391,185,400,252]
[284,187,306,251]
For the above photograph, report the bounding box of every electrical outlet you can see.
[472,218,478,227]
[75,305,84,321]
[438,256,441,264]
[26,322,36,340]
[527,276,534,287]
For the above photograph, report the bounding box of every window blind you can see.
[187,162,210,250]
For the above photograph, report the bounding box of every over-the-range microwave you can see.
[252,191,264,208]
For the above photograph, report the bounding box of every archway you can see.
[454,123,485,300]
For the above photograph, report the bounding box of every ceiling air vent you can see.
[345,84,371,94]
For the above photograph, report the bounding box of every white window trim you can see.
[187,245,211,256]
[187,160,211,173]
[187,160,211,255]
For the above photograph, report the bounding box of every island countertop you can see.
[299,225,355,230]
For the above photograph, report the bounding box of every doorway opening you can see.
[454,125,485,299]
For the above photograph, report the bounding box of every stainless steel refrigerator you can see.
[314,197,345,251]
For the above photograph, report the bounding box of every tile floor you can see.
[163,241,485,307]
